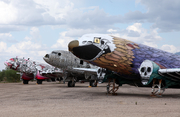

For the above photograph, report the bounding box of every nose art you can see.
[68,40,79,52]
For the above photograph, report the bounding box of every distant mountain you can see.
[175,52,180,55]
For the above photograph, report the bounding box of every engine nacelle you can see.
[84,67,106,80]
[96,67,106,80]
[138,60,162,85]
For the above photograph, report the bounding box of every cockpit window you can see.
[82,41,92,45]
[52,51,58,54]
[82,41,87,44]
[58,53,61,56]
[94,37,101,44]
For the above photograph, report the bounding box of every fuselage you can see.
[68,34,180,80]
[43,50,98,79]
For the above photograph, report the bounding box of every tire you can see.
[23,80,29,84]
[89,80,97,87]
[51,78,56,82]
[68,81,75,87]
[37,80,42,84]
[46,79,51,82]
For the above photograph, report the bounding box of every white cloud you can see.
[17,41,41,50]
[118,23,162,46]
[161,45,179,53]
[6,44,25,55]
[34,0,74,19]
[25,36,32,41]
[30,27,41,39]
[143,42,158,48]
[65,28,106,37]
[0,42,7,52]
[51,31,74,50]
[5,40,42,55]
[0,0,123,32]
[126,23,143,33]
[125,0,180,32]
[107,29,117,33]
[0,33,12,40]
[0,1,18,24]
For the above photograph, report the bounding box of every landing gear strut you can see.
[107,79,119,95]
[151,78,165,97]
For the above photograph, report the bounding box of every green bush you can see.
[0,69,20,83]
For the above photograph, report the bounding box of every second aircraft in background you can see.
[4,57,63,84]
[43,50,106,87]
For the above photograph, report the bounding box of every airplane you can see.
[68,34,180,96]
[43,50,106,87]
[4,57,63,84]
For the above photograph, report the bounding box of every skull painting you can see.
[138,60,154,85]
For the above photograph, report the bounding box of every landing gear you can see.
[58,77,64,83]
[68,81,75,87]
[23,80,29,84]
[89,80,97,87]
[37,80,43,84]
[151,79,165,97]
[107,79,119,95]
[51,78,56,82]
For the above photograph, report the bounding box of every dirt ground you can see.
[0,81,180,117]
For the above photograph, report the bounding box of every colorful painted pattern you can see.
[92,36,139,75]
[88,36,180,78]
[132,44,180,74]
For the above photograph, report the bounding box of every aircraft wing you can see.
[73,68,98,74]
[158,68,180,81]
[40,68,64,78]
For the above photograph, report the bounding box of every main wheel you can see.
[23,80,29,84]
[68,81,75,87]
[89,80,97,87]
[51,78,56,82]
[37,80,42,84]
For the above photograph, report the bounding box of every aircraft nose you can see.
[68,40,79,52]
[4,61,8,66]
[4,61,11,67]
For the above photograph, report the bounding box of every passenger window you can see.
[58,53,61,56]
[80,60,83,65]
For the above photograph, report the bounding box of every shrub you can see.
[0,69,20,83]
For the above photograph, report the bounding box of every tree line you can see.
[0,69,20,83]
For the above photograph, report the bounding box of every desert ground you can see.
[0,81,180,117]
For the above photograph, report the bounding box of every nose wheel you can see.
[107,79,119,95]
[68,78,76,87]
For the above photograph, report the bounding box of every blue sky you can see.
[0,0,180,70]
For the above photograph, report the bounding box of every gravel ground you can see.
[0,81,180,117]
